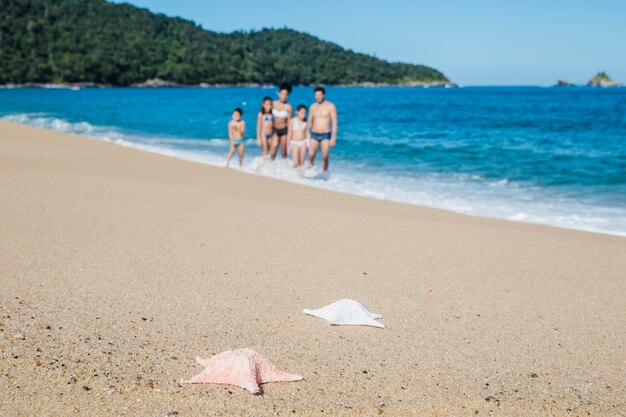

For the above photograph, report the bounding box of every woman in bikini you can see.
[288,104,309,168]
[272,82,293,159]
[256,96,275,158]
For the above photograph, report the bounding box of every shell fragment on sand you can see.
[180,348,303,394]
[303,299,385,328]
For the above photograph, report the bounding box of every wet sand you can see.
[0,120,624,416]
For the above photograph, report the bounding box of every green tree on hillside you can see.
[0,0,449,85]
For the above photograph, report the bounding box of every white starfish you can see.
[303,299,385,328]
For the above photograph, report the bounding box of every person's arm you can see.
[330,104,338,147]
[228,121,234,142]
[308,104,316,136]
[240,121,246,138]
[256,113,262,145]
[287,118,293,143]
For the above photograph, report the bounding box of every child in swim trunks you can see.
[256,96,275,158]
[226,107,246,167]
[288,104,309,168]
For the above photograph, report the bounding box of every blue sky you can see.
[112,0,626,85]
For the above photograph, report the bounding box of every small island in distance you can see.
[0,0,452,88]
[555,72,623,88]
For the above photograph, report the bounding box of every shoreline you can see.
[1,120,625,416]
[3,83,625,90]
[0,80,456,89]
[1,118,623,239]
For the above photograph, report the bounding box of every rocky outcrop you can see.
[0,82,106,89]
[588,72,622,87]
[336,81,457,88]
[132,78,180,88]
[405,81,458,88]
[555,80,575,87]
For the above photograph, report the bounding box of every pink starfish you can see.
[180,348,303,394]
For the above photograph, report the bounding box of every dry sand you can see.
[0,120,624,416]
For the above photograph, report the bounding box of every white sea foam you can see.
[3,113,625,237]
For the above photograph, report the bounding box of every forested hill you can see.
[0,0,450,86]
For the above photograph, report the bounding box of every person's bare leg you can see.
[238,144,245,166]
[261,138,268,158]
[294,147,306,168]
[280,135,288,158]
[291,147,298,167]
[320,140,331,171]
[270,135,279,160]
[298,147,306,167]
[226,144,236,167]
[308,140,319,167]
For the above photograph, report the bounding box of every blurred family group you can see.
[226,83,338,171]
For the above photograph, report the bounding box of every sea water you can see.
[1,86,624,236]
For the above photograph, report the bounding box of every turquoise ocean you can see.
[1,86,624,236]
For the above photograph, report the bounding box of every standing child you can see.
[256,96,275,158]
[288,104,309,168]
[226,108,246,167]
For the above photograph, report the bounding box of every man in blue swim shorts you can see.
[308,86,338,172]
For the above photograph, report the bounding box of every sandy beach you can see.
[0,120,624,416]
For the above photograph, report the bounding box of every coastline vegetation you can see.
[0,0,449,86]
